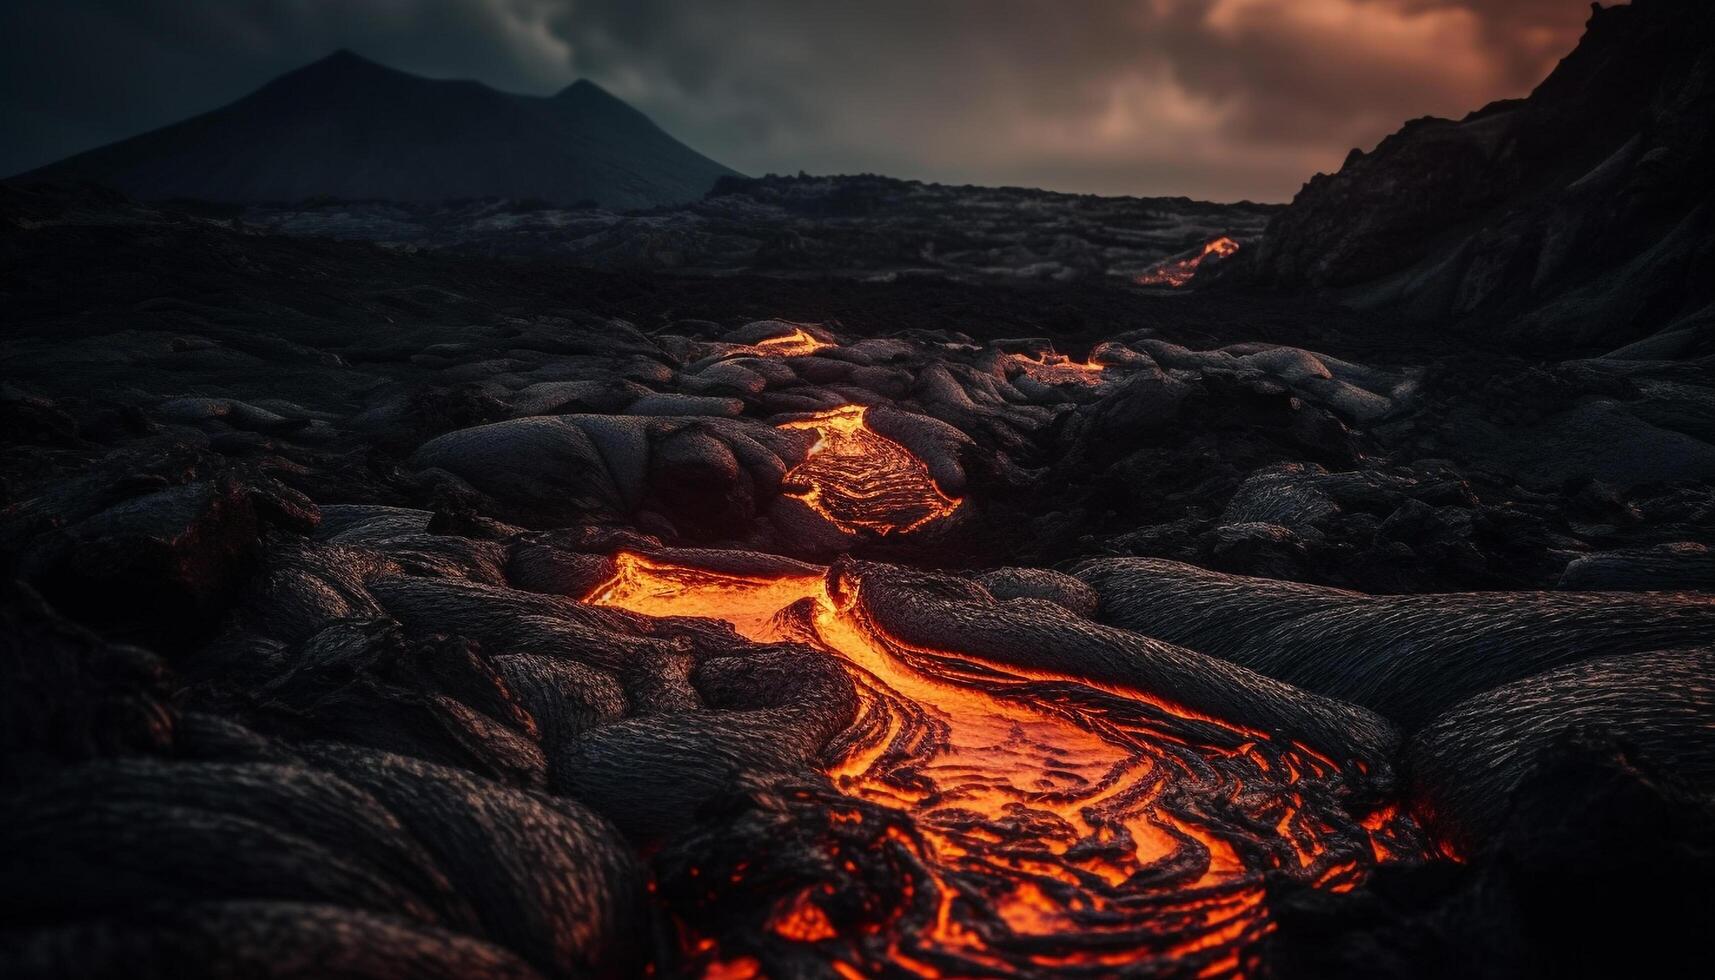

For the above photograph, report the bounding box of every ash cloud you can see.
[1,0,1592,201]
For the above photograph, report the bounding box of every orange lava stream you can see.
[776,405,962,535]
[1009,352,1106,384]
[587,553,1417,976]
[747,327,834,357]
[1137,236,1240,288]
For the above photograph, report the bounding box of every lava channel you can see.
[748,327,835,357]
[1009,351,1107,385]
[1137,236,1240,288]
[776,405,962,536]
[586,552,1424,978]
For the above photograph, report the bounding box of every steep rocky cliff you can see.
[1254,0,1715,356]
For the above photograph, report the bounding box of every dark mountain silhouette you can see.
[1252,0,1715,356]
[11,50,738,209]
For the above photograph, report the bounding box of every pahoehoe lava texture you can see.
[850,560,1398,763]
[4,288,1713,975]
[0,751,645,978]
[1407,647,1715,851]
[1078,557,1715,728]
[587,550,1423,977]
[6,67,1715,974]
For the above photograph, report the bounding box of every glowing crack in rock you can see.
[776,405,962,535]
[586,552,1424,977]
[1009,351,1106,385]
[746,327,834,357]
[1137,236,1240,288]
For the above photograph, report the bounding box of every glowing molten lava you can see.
[1137,236,1240,288]
[1009,351,1106,385]
[1206,236,1240,259]
[776,405,961,535]
[587,552,1423,977]
[748,327,834,357]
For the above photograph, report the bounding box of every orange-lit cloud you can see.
[552,0,1593,200]
[0,0,1595,202]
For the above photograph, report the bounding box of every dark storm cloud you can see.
[1,0,1593,202]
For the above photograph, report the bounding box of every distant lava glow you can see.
[776,405,961,535]
[1137,236,1240,288]
[587,552,1426,977]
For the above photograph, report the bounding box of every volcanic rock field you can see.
[3,167,1713,977]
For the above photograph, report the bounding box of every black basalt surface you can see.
[4,81,1715,975]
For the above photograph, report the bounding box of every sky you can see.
[1,0,1595,203]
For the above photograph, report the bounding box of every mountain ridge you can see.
[10,50,738,210]
[1250,0,1715,356]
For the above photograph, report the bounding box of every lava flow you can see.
[748,327,834,357]
[1009,351,1106,384]
[587,552,1424,977]
[776,405,961,535]
[1137,236,1240,288]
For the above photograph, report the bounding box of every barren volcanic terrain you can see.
[4,175,1713,978]
[238,172,1275,283]
[4,2,1715,976]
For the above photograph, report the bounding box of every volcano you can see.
[11,50,738,209]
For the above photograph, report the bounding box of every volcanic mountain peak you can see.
[296,47,384,73]
[12,50,739,210]
[556,77,617,101]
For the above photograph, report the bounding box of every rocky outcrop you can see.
[1253,0,1715,355]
